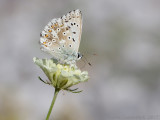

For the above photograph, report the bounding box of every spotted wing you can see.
[61,9,82,53]
[40,9,82,62]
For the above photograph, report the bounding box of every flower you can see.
[33,57,89,92]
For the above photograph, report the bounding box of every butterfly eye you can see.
[77,53,82,60]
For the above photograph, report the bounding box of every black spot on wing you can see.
[72,38,75,42]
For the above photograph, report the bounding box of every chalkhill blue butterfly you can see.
[40,9,82,65]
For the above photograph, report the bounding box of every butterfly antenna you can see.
[80,58,86,69]
[82,55,92,66]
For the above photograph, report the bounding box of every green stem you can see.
[46,88,60,120]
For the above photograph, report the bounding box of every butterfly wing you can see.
[40,9,82,63]
[61,9,82,53]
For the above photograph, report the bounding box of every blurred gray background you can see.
[1,0,160,120]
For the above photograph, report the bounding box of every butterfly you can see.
[40,9,83,65]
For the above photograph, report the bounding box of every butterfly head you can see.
[77,52,83,60]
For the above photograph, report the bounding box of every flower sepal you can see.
[65,88,83,93]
